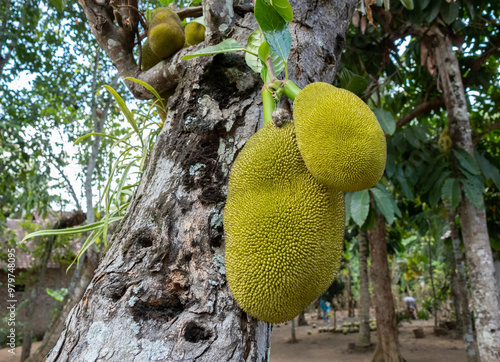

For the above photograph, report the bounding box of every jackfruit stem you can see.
[283,80,301,101]
[262,87,275,124]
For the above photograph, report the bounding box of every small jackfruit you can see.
[293,82,387,193]
[438,127,452,154]
[185,21,205,46]
[141,39,161,71]
[224,121,345,324]
[148,8,185,59]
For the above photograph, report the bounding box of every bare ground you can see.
[270,312,468,362]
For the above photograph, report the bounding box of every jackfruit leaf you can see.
[370,187,394,225]
[424,1,441,23]
[403,127,421,148]
[270,0,293,22]
[475,150,500,189]
[254,0,292,62]
[49,0,67,12]
[245,29,285,75]
[46,287,68,302]
[340,68,368,96]
[182,38,244,60]
[428,172,448,208]
[442,177,461,211]
[440,0,460,25]
[453,148,480,176]
[350,189,370,226]
[373,108,396,135]
[396,166,414,201]
[461,175,484,209]
[345,192,352,223]
[399,0,414,10]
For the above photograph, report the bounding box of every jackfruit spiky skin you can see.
[224,121,345,323]
[185,22,205,46]
[293,82,387,193]
[141,39,161,71]
[438,127,452,154]
[148,8,185,59]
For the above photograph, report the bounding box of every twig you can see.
[473,122,500,147]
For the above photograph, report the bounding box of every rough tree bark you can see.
[46,0,356,360]
[297,310,308,326]
[356,230,371,347]
[445,205,479,362]
[368,213,403,362]
[433,27,500,361]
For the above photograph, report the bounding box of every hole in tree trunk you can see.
[183,322,211,343]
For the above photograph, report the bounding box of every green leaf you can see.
[255,0,292,62]
[182,38,244,60]
[370,187,394,225]
[399,0,414,11]
[245,29,285,76]
[453,148,480,176]
[104,85,143,148]
[125,77,164,108]
[270,0,293,22]
[475,150,500,189]
[440,0,460,25]
[191,16,205,27]
[350,190,370,226]
[396,167,414,201]
[425,1,441,23]
[246,29,264,73]
[48,0,67,12]
[373,108,396,135]
[442,177,457,210]
[461,175,484,209]
[46,287,68,302]
[340,68,368,96]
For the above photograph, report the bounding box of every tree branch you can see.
[52,162,82,211]
[473,122,500,147]
[177,6,203,20]
[396,97,445,128]
[77,0,202,100]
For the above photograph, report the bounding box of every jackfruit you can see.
[293,82,386,193]
[141,39,161,71]
[224,121,345,323]
[148,8,185,59]
[438,127,452,154]
[185,21,205,46]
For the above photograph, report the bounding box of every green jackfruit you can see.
[293,82,386,193]
[224,121,345,323]
[141,39,161,71]
[185,21,205,46]
[438,127,452,154]
[148,8,185,59]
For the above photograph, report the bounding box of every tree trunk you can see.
[368,213,403,362]
[445,205,479,362]
[434,28,500,361]
[345,266,355,317]
[357,230,371,347]
[297,310,308,326]
[290,319,297,343]
[46,1,356,360]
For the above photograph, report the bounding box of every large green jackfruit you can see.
[224,121,345,323]
[293,82,386,192]
[148,8,185,59]
[141,39,161,71]
[185,21,205,46]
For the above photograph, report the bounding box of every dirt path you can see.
[0,342,41,362]
[270,314,467,362]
